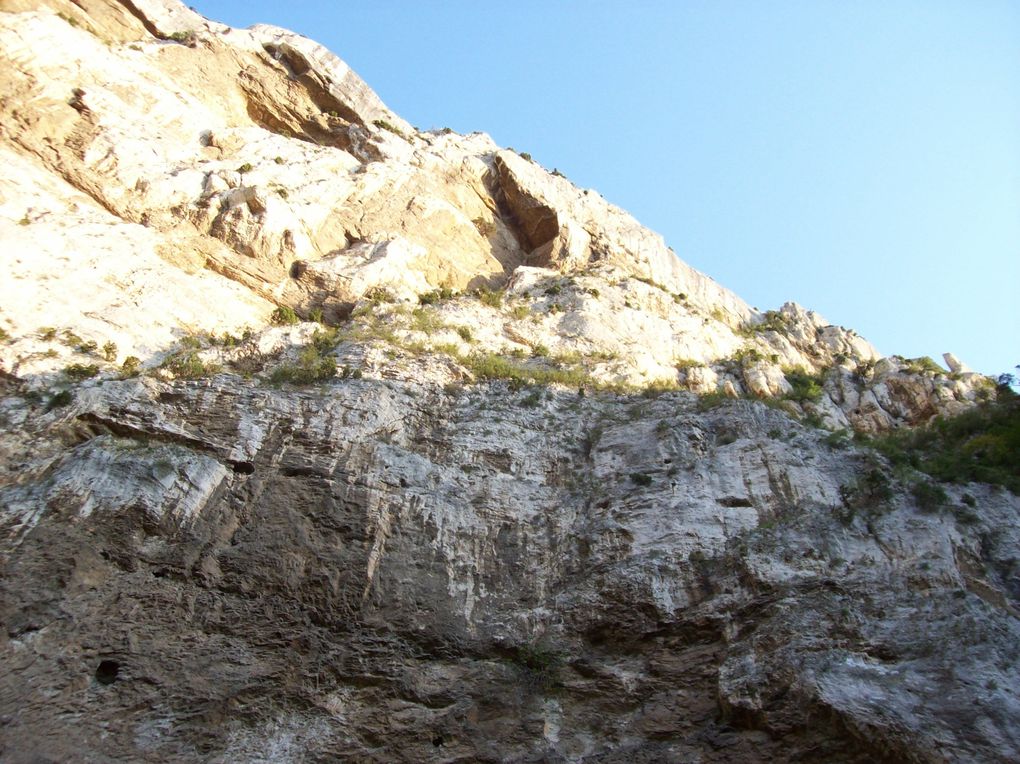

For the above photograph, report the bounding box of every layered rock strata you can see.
[1,2,1016,763]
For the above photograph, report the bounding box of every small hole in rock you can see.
[95,660,120,685]
[99,551,111,561]
[232,461,255,475]
[431,735,444,747]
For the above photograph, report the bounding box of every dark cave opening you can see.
[95,660,120,685]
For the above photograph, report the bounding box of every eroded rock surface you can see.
[2,374,1018,762]
[1,1,1017,762]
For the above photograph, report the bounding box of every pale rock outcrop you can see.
[742,362,792,399]
[0,2,985,430]
[300,238,433,305]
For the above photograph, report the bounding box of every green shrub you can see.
[311,327,340,353]
[46,389,74,410]
[120,356,142,377]
[870,385,1020,493]
[64,363,99,381]
[0,327,9,343]
[630,472,653,486]
[168,30,195,43]
[823,429,851,449]
[634,275,668,291]
[903,356,945,375]
[236,162,253,174]
[77,339,98,355]
[697,390,734,411]
[837,467,894,524]
[61,329,84,347]
[462,353,530,389]
[372,119,405,138]
[218,330,251,348]
[102,341,117,362]
[784,368,825,402]
[39,327,57,341]
[732,346,765,366]
[676,358,704,371]
[410,307,445,334]
[271,306,300,326]
[462,351,590,391]
[475,287,504,308]
[162,351,217,379]
[418,287,456,305]
[365,287,395,305]
[509,304,531,320]
[802,412,826,428]
[521,390,542,408]
[716,431,738,446]
[642,378,682,397]
[911,481,948,512]
[455,326,473,343]
[741,310,790,337]
[269,346,336,385]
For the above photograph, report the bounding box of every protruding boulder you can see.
[943,352,970,374]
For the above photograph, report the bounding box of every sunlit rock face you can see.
[1,2,1016,763]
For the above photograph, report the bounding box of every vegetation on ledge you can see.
[868,381,1020,493]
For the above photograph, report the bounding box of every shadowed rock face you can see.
[0,2,1017,762]
[2,375,1018,763]
[493,153,562,257]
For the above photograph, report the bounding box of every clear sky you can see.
[192,1,1019,376]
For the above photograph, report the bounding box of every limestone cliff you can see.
[1,2,1017,762]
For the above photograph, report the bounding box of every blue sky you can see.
[193,1,1019,376]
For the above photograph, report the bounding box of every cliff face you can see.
[1,2,1018,763]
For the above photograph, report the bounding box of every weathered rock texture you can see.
[1,2,1017,763]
